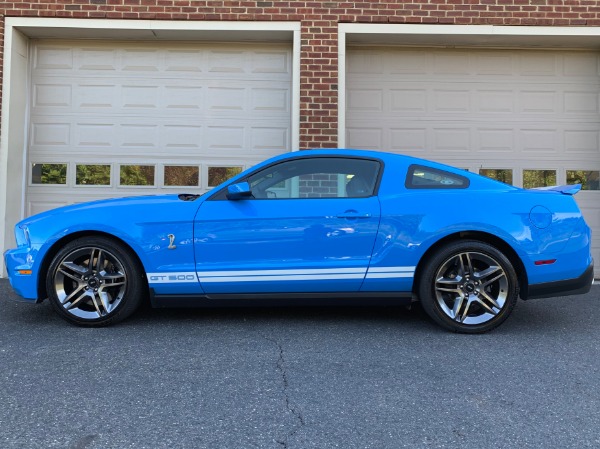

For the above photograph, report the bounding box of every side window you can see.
[406,164,469,189]
[247,157,380,199]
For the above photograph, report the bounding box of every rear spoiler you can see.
[529,184,582,195]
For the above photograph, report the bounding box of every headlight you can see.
[15,224,30,247]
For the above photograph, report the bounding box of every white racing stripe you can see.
[199,274,366,283]
[198,267,367,283]
[365,266,415,280]
[365,272,414,279]
[367,266,416,273]
[148,266,416,283]
[196,268,366,277]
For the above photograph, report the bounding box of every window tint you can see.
[245,157,380,199]
[406,165,469,189]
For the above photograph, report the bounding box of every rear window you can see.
[405,164,469,189]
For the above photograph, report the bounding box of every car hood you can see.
[21,194,200,226]
[16,194,205,249]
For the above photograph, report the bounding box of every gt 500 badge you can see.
[148,272,197,283]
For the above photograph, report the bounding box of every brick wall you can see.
[1,1,600,148]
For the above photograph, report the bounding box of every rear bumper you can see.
[524,261,594,300]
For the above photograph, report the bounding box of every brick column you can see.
[300,19,339,149]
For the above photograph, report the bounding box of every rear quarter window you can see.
[405,164,469,189]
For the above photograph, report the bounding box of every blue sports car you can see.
[3,150,594,332]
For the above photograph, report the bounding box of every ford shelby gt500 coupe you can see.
[4,150,594,332]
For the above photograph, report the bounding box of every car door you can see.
[194,156,382,294]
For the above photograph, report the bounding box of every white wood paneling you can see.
[27,40,292,212]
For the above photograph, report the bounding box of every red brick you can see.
[1,1,600,148]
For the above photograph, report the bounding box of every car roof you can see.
[239,149,520,192]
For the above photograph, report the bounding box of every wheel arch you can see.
[37,231,148,301]
[413,231,527,298]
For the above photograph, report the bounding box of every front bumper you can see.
[524,261,594,300]
[4,248,39,302]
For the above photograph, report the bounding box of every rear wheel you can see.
[418,240,519,333]
[46,236,145,326]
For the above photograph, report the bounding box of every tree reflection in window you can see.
[523,170,556,189]
[567,170,600,191]
[32,163,67,185]
[164,166,199,187]
[208,166,242,187]
[76,164,111,185]
[479,168,513,185]
[120,165,155,186]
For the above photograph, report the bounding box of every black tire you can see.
[418,240,519,333]
[46,236,146,326]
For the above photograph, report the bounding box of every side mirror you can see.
[226,181,252,200]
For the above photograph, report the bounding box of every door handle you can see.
[336,210,371,219]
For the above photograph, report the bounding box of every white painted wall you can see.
[1,29,29,276]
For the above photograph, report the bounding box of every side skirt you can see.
[149,290,414,309]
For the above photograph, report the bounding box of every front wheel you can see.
[418,240,519,333]
[46,236,145,326]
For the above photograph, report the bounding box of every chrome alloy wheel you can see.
[434,251,509,325]
[53,246,127,320]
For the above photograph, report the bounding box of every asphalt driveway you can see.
[0,278,599,449]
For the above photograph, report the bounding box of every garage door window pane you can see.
[164,166,200,187]
[208,166,243,187]
[567,170,600,190]
[120,165,155,186]
[479,169,513,185]
[76,164,111,186]
[32,163,67,185]
[523,170,556,189]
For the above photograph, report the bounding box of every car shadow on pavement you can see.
[134,301,435,329]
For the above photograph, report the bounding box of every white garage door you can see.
[346,47,600,271]
[27,40,292,215]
